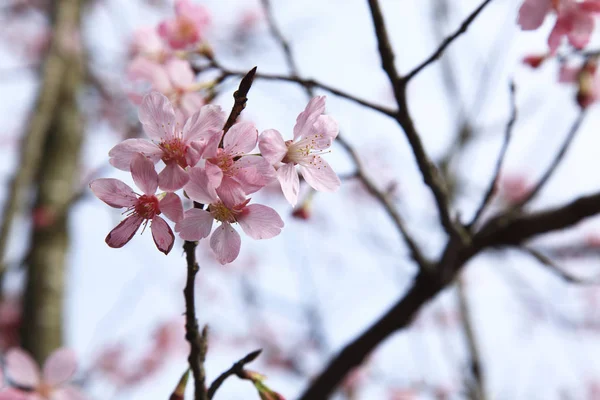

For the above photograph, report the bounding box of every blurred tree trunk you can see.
[21,0,83,363]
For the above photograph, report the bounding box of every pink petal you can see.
[176,0,210,27]
[5,348,41,388]
[182,104,225,143]
[276,163,300,206]
[185,141,203,168]
[175,208,213,241]
[0,389,30,400]
[139,92,176,141]
[151,216,175,255]
[108,139,163,171]
[50,384,87,400]
[312,115,339,146]
[233,156,276,194]
[293,96,326,141]
[126,57,158,83]
[548,18,570,53]
[159,192,184,223]
[158,163,189,192]
[258,129,288,164]
[105,215,144,248]
[299,159,340,193]
[205,161,224,189]
[215,179,247,209]
[559,65,579,82]
[200,130,222,159]
[89,179,136,208]
[567,11,594,49]
[165,59,195,89]
[238,204,284,240]
[210,223,241,264]
[42,348,77,386]
[130,153,158,195]
[180,92,205,119]
[517,0,553,30]
[223,121,258,155]
[183,167,218,204]
[580,0,600,12]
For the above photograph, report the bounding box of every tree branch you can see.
[514,111,586,208]
[469,81,517,227]
[403,0,495,82]
[207,349,262,398]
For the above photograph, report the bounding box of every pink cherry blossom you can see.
[109,91,225,191]
[175,167,284,264]
[127,58,205,122]
[204,121,276,195]
[130,26,170,62]
[90,153,183,254]
[4,347,85,400]
[559,59,600,108]
[158,0,210,50]
[258,96,340,206]
[518,0,600,53]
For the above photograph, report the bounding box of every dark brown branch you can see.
[183,236,208,400]
[366,0,467,243]
[207,349,262,399]
[469,81,517,227]
[521,246,600,285]
[514,111,586,208]
[403,0,495,82]
[207,62,397,118]
[222,66,257,135]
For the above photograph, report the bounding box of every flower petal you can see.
[165,59,195,88]
[276,163,300,206]
[205,161,224,189]
[293,96,326,141]
[5,348,41,388]
[567,11,594,49]
[210,223,241,264]
[159,192,184,223]
[139,91,176,141]
[233,156,276,194]
[223,121,258,155]
[238,204,284,240]
[151,216,175,255]
[0,389,30,400]
[42,348,77,386]
[184,167,218,204]
[312,115,339,146]
[258,129,288,165]
[90,179,137,208]
[299,159,340,193]
[175,208,213,241]
[106,215,144,248]
[131,153,158,195]
[50,384,87,400]
[182,104,226,143]
[108,139,163,171]
[216,178,246,209]
[517,0,553,30]
[158,163,189,192]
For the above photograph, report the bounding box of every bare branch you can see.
[207,349,262,399]
[469,81,517,227]
[404,0,495,82]
[521,246,600,285]
[514,111,586,208]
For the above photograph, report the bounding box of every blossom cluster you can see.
[518,0,600,108]
[0,348,84,400]
[91,92,340,264]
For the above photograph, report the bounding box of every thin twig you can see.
[404,0,495,82]
[366,0,468,243]
[469,81,517,227]
[222,66,257,135]
[514,111,586,208]
[207,349,262,399]
[521,246,600,285]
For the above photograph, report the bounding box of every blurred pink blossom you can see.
[158,0,210,50]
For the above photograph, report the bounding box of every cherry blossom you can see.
[559,59,600,108]
[130,26,170,62]
[158,0,210,50]
[518,0,600,53]
[90,153,183,254]
[204,121,276,195]
[127,58,205,121]
[175,167,283,264]
[109,92,225,191]
[258,96,340,206]
[4,347,85,400]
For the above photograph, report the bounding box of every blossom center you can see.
[212,149,236,177]
[283,136,329,168]
[210,202,237,223]
[38,382,53,397]
[135,195,161,219]
[159,137,188,168]
[177,18,197,42]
